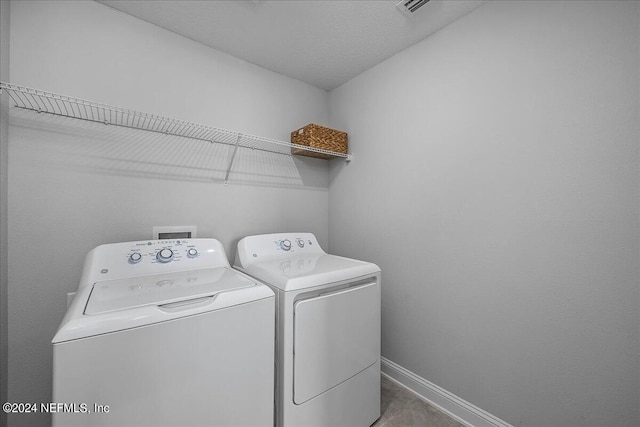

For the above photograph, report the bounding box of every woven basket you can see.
[291,124,348,159]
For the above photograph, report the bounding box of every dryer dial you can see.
[156,248,174,263]
[280,239,292,251]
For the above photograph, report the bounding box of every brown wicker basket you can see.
[291,124,348,159]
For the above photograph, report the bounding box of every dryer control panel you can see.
[273,235,318,253]
[78,239,230,288]
[235,233,325,268]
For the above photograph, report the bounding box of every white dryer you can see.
[52,238,275,427]
[234,232,381,427]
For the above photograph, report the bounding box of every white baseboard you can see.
[381,357,513,427]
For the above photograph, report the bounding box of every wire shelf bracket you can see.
[0,82,353,170]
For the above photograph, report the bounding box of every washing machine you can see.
[52,238,275,427]
[234,232,381,427]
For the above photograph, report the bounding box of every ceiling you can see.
[98,0,485,91]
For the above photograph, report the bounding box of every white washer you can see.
[234,232,381,427]
[52,238,275,427]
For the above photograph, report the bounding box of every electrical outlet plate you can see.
[152,225,197,240]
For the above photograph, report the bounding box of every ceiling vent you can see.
[396,0,430,15]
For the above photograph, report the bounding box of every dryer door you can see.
[293,281,379,404]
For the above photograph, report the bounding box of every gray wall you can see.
[328,1,639,426]
[7,1,330,426]
[6,1,640,427]
[1,1,10,427]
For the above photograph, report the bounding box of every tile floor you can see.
[373,375,467,427]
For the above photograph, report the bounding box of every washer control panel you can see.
[126,240,201,266]
[80,238,228,287]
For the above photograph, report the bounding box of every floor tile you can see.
[373,375,466,427]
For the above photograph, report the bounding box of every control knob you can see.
[156,248,174,263]
[129,252,142,264]
[280,239,292,251]
[187,248,198,258]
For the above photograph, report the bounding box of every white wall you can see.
[329,1,639,426]
[7,1,640,427]
[7,1,330,426]
[0,2,10,426]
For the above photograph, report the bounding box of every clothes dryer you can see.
[52,238,274,427]
[234,233,381,427]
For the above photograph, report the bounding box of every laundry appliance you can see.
[234,232,381,427]
[52,238,275,427]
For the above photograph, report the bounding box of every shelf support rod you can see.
[224,133,242,184]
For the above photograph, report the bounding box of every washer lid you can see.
[53,267,274,343]
[85,267,253,315]
[240,254,380,291]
